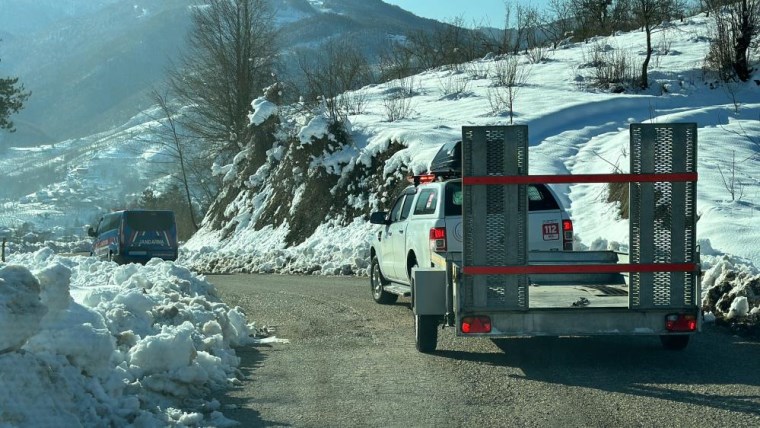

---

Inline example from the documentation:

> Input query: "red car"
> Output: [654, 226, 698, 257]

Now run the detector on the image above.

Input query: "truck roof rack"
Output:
[407, 140, 463, 186]
[429, 140, 461, 176]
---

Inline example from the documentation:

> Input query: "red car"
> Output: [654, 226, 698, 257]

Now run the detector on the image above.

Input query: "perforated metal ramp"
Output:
[461, 126, 529, 311]
[629, 123, 698, 310]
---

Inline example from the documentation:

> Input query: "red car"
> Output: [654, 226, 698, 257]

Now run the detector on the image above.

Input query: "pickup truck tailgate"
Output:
[445, 215, 463, 253]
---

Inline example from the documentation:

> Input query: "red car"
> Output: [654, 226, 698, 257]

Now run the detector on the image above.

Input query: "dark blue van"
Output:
[88, 210, 178, 264]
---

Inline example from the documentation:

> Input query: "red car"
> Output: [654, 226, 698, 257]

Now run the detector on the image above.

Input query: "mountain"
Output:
[0, 0, 191, 146]
[0, 0, 441, 147]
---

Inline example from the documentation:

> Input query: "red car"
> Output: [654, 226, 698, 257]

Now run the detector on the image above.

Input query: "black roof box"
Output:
[428, 140, 461, 175]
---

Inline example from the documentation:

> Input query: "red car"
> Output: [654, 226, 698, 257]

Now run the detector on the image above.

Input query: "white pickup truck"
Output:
[369, 162, 573, 304]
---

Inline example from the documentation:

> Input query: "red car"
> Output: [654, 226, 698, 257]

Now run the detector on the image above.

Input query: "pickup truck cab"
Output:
[369, 176, 573, 304]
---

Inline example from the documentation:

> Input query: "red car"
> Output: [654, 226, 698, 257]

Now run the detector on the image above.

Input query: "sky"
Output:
[2, 10, 760, 427]
[384, 0, 552, 27]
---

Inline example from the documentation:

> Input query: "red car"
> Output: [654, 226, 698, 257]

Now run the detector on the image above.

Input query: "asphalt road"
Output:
[208, 273, 760, 428]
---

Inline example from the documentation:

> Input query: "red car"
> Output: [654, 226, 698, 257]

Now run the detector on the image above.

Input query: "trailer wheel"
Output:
[415, 314, 438, 353]
[660, 335, 689, 350]
[371, 255, 398, 304]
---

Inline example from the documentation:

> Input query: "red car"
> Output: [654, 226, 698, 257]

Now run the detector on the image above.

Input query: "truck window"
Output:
[528, 184, 560, 211]
[99, 213, 119, 232]
[389, 195, 405, 222]
[444, 182, 462, 216]
[400, 194, 415, 220]
[414, 189, 438, 215]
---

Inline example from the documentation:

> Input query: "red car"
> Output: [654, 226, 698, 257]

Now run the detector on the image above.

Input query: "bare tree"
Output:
[491, 2, 536, 55]
[296, 38, 373, 121]
[718, 150, 744, 201]
[628, 0, 682, 89]
[383, 77, 416, 122]
[388, 18, 486, 76]
[379, 40, 416, 81]
[147, 90, 201, 231]
[704, 0, 760, 82]
[569, 0, 615, 39]
[169, 0, 278, 171]
[541, 0, 577, 48]
[488, 55, 530, 123]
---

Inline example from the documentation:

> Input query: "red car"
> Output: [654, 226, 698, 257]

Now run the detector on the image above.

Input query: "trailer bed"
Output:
[529, 283, 629, 309]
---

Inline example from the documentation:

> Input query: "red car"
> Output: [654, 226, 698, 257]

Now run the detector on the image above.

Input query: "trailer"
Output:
[413, 124, 701, 352]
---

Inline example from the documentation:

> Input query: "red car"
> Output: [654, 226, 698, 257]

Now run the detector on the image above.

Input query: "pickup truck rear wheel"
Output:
[660, 334, 690, 350]
[415, 314, 438, 353]
[371, 256, 398, 304]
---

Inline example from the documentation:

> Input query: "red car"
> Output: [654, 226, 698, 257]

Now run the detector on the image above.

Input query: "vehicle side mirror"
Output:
[369, 212, 388, 225]
[87, 227, 96, 237]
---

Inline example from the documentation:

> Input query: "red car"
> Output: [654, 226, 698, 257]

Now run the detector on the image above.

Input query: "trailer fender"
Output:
[413, 267, 447, 316]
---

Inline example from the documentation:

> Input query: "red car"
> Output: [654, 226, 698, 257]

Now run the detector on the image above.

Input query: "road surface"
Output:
[209, 273, 760, 427]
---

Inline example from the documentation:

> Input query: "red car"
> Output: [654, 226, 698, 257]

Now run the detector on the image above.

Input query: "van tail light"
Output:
[562, 219, 573, 250]
[429, 227, 447, 252]
[665, 314, 697, 332]
[461, 316, 492, 334]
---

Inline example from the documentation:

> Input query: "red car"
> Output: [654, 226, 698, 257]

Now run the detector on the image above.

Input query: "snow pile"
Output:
[701, 253, 760, 333]
[0, 248, 258, 427]
[248, 96, 277, 127]
[184, 217, 373, 275]
[0, 266, 47, 352]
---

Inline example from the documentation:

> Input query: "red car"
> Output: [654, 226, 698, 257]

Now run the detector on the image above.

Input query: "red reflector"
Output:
[665, 314, 697, 332]
[461, 316, 492, 334]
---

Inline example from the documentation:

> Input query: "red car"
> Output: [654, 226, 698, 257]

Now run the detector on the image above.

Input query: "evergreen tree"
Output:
[0, 56, 30, 133]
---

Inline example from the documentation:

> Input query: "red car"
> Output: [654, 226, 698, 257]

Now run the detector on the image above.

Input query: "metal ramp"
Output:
[461, 126, 529, 311]
[460, 124, 699, 315]
[629, 124, 698, 310]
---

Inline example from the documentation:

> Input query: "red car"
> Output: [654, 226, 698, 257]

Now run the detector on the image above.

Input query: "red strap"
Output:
[462, 263, 699, 275]
[463, 173, 697, 185]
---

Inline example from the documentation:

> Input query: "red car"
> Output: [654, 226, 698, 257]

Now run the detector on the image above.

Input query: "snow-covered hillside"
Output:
[185, 14, 760, 277]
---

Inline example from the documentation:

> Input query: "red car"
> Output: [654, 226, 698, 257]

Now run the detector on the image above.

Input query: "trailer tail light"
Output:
[461, 316, 492, 334]
[665, 314, 697, 332]
[562, 219, 573, 251]
[429, 227, 447, 252]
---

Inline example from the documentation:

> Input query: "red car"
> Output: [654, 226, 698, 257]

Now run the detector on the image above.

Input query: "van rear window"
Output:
[125, 211, 175, 230]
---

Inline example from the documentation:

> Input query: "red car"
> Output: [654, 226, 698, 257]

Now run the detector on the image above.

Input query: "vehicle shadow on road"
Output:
[435, 324, 760, 416]
[217, 344, 290, 427]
